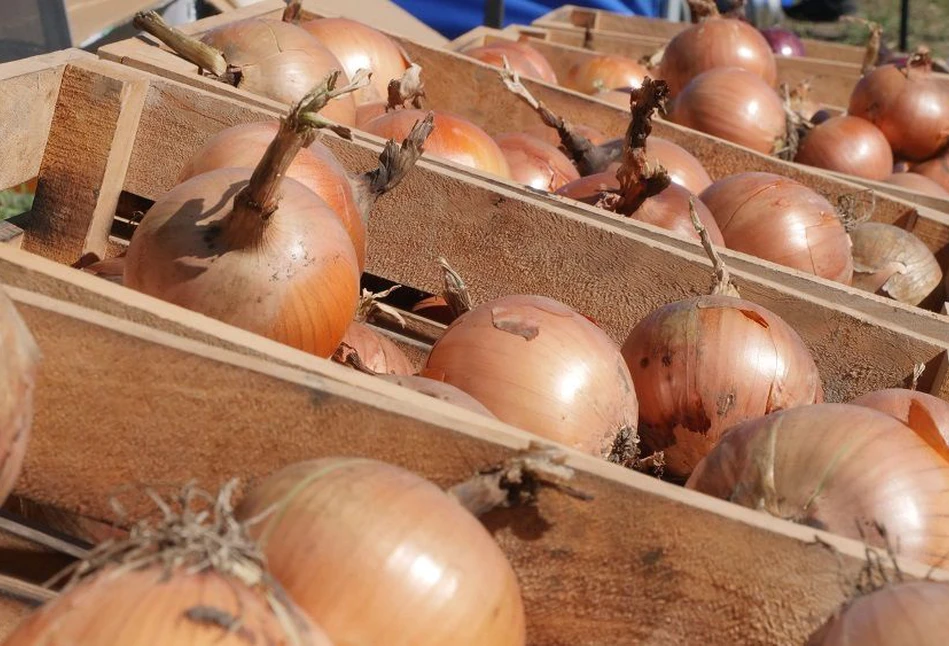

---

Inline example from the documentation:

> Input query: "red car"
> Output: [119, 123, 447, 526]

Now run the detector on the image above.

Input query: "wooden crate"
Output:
[3, 42, 949, 646]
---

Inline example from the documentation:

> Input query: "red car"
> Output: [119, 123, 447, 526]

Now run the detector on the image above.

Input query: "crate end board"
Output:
[5, 284, 946, 645]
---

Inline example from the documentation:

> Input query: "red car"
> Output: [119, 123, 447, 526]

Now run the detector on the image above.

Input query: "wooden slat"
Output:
[0, 223, 23, 249]
[5, 283, 947, 646]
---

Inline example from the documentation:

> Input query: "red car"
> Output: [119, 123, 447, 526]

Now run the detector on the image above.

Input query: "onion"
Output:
[667, 68, 785, 154]
[463, 40, 558, 84]
[699, 172, 854, 284]
[411, 294, 455, 324]
[807, 581, 949, 646]
[421, 294, 639, 457]
[378, 374, 497, 418]
[659, 17, 778, 96]
[355, 100, 387, 127]
[911, 151, 949, 193]
[525, 123, 608, 148]
[236, 458, 526, 646]
[760, 27, 806, 58]
[851, 388, 949, 462]
[687, 403, 949, 566]
[495, 132, 580, 191]
[338, 321, 413, 374]
[563, 54, 649, 96]
[363, 109, 511, 178]
[593, 87, 634, 108]
[0, 290, 39, 506]
[849, 222, 942, 305]
[622, 293, 821, 479]
[794, 115, 894, 181]
[849, 59, 949, 161]
[644, 137, 712, 195]
[297, 18, 408, 105]
[885, 171, 949, 198]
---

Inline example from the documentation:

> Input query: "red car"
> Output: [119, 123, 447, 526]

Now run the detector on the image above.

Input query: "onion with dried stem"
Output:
[687, 403, 949, 567]
[495, 132, 580, 191]
[333, 287, 414, 375]
[462, 40, 558, 84]
[563, 54, 649, 96]
[794, 115, 894, 181]
[851, 388, 949, 462]
[849, 222, 942, 306]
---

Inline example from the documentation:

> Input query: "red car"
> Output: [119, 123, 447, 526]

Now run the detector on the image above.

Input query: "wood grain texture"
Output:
[6, 285, 947, 646]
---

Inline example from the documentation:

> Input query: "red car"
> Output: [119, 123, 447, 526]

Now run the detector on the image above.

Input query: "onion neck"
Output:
[386, 64, 426, 111]
[437, 257, 472, 318]
[133, 11, 229, 79]
[687, 0, 720, 22]
[690, 197, 740, 297]
[281, 0, 302, 22]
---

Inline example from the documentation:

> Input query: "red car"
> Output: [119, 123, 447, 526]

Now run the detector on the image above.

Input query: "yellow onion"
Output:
[622, 294, 821, 479]
[687, 403, 949, 567]
[463, 40, 558, 84]
[563, 54, 649, 96]
[849, 222, 942, 306]
[699, 172, 854, 284]
[884, 171, 949, 198]
[911, 151, 949, 193]
[807, 581, 949, 646]
[851, 388, 949, 462]
[338, 321, 413, 375]
[495, 132, 580, 191]
[644, 137, 713, 195]
[667, 68, 785, 154]
[378, 374, 497, 418]
[794, 115, 894, 181]
[0, 291, 39, 505]
[236, 458, 526, 646]
[421, 294, 638, 457]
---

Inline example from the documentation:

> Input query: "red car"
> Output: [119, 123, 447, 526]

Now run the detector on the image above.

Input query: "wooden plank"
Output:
[0, 223, 23, 249]
[6, 284, 946, 645]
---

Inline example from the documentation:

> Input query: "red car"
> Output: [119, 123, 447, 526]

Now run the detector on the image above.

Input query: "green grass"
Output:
[0, 190, 34, 221]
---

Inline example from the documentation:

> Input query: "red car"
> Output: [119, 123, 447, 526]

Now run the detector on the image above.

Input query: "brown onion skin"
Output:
[912, 151, 949, 193]
[524, 123, 609, 148]
[563, 54, 649, 96]
[363, 109, 511, 178]
[298, 17, 408, 105]
[794, 116, 894, 181]
[339, 322, 414, 375]
[556, 174, 725, 245]
[411, 294, 456, 324]
[463, 41, 558, 84]
[421, 294, 638, 457]
[885, 171, 949, 198]
[378, 374, 498, 418]
[659, 17, 778, 96]
[687, 403, 949, 567]
[177, 121, 366, 269]
[849, 222, 942, 306]
[851, 388, 949, 462]
[495, 132, 580, 191]
[355, 100, 387, 127]
[667, 68, 785, 154]
[200, 18, 356, 125]
[623, 294, 821, 479]
[237, 458, 526, 646]
[124, 169, 360, 358]
[3, 567, 332, 646]
[644, 137, 713, 195]
[806, 581, 949, 646]
[0, 292, 38, 505]
[849, 64, 949, 161]
[700, 172, 854, 284]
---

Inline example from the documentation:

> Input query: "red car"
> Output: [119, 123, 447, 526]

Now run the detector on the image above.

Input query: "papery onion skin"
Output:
[495, 132, 580, 191]
[237, 458, 526, 646]
[760, 27, 806, 58]
[563, 55, 649, 96]
[200, 18, 356, 125]
[806, 581, 949, 646]
[659, 18, 778, 96]
[794, 116, 894, 181]
[622, 294, 821, 479]
[2, 567, 333, 646]
[422, 294, 639, 457]
[0, 291, 39, 505]
[178, 121, 366, 269]
[463, 41, 558, 84]
[667, 68, 785, 154]
[298, 17, 408, 105]
[850, 388, 949, 462]
[885, 171, 949, 198]
[848, 63, 949, 161]
[912, 151, 949, 193]
[363, 109, 511, 178]
[378, 374, 498, 418]
[556, 174, 725, 245]
[339, 322, 414, 375]
[699, 172, 854, 284]
[525, 123, 609, 148]
[849, 222, 942, 306]
[124, 169, 360, 358]
[687, 403, 949, 566]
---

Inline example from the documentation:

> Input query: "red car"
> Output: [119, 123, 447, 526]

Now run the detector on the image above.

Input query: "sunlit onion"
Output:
[462, 40, 557, 84]
[421, 294, 638, 456]
[699, 172, 854, 284]
[622, 293, 821, 478]
[563, 54, 649, 96]
[849, 222, 942, 305]
[794, 115, 894, 181]
[667, 68, 785, 154]
[851, 388, 949, 462]
[495, 132, 580, 191]
[236, 458, 526, 646]
[378, 374, 497, 418]
[339, 322, 413, 374]
[645, 137, 713, 194]
[760, 27, 806, 58]
[687, 403, 949, 566]
[884, 171, 949, 198]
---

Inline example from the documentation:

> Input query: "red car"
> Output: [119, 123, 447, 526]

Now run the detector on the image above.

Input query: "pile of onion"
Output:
[885, 171, 949, 198]
[687, 403, 949, 567]
[849, 222, 942, 306]
[794, 116, 893, 181]
[658, 4, 777, 96]
[236, 457, 526, 646]
[495, 132, 579, 191]
[462, 39, 558, 84]
[851, 388, 949, 461]
[0, 290, 39, 506]
[562, 54, 649, 96]
[699, 172, 854, 284]
[667, 68, 785, 154]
